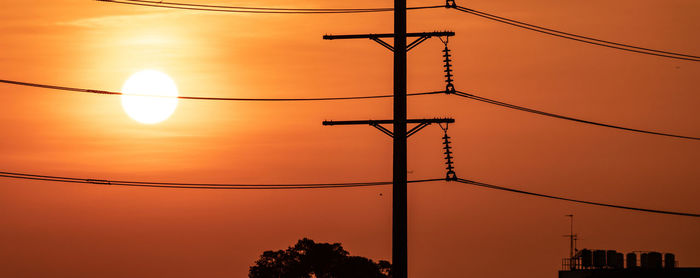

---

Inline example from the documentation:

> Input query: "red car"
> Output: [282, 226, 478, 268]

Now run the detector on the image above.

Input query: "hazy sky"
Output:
[1, 1, 698, 277]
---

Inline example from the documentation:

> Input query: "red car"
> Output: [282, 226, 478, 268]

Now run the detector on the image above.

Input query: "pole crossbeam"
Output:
[324, 31, 455, 52]
[323, 31, 455, 40]
[322, 118, 454, 125]
[323, 118, 455, 138]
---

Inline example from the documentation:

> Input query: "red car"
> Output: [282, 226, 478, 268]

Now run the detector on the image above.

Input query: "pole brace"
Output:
[369, 122, 394, 138]
[370, 36, 395, 52]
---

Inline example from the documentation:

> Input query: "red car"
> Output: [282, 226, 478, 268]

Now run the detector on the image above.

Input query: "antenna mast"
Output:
[564, 214, 578, 270]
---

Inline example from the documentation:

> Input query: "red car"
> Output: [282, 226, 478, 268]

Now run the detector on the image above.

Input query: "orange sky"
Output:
[1, 0, 699, 277]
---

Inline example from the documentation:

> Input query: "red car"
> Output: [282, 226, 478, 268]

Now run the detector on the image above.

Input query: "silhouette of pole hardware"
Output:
[439, 36, 456, 93]
[323, 31, 455, 52]
[438, 123, 458, 181]
[323, 2, 455, 275]
[323, 118, 455, 138]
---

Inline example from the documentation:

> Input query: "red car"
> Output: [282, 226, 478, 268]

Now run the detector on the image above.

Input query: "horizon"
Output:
[1, 1, 698, 277]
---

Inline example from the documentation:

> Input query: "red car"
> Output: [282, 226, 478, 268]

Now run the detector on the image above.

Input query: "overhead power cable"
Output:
[2, 78, 698, 140]
[96, 0, 443, 14]
[106, 0, 391, 12]
[454, 178, 700, 218]
[2, 170, 698, 217]
[0, 171, 442, 190]
[0, 79, 443, 101]
[97, 1, 700, 60]
[451, 5, 700, 62]
[453, 90, 700, 141]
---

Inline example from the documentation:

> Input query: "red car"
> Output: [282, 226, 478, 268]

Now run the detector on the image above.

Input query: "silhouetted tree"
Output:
[249, 238, 391, 278]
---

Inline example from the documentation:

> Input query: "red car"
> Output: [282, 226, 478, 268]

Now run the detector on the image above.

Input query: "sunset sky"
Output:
[1, 0, 699, 277]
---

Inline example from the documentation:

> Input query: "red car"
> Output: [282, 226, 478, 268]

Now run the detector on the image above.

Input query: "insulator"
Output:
[442, 44, 455, 93]
[441, 129, 457, 180]
[446, 0, 457, 8]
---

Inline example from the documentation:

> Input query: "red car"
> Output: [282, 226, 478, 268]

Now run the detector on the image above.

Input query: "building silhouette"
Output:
[559, 248, 700, 278]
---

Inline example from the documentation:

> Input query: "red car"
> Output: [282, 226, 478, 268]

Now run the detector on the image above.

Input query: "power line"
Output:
[2, 170, 698, 217]
[0, 171, 442, 190]
[451, 5, 700, 62]
[454, 178, 700, 218]
[98, 1, 700, 61]
[453, 90, 700, 141]
[454, 5, 699, 59]
[3, 78, 698, 140]
[3, 78, 697, 140]
[108, 0, 392, 12]
[96, 0, 443, 14]
[0, 79, 443, 101]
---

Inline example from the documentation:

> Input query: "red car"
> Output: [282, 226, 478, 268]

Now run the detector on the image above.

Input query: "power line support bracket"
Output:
[371, 122, 395, 137]
[371, 36, 395, 52]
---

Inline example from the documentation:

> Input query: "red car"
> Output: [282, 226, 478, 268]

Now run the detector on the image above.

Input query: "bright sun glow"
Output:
[121, 70, 178, 124]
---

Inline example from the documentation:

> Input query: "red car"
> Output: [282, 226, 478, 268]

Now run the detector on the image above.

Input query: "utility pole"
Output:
[323, 2, 455, 275]
[393, 2, 409, 276]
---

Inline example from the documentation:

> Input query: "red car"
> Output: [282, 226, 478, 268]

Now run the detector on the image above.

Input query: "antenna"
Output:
[564, 214, 578, 270]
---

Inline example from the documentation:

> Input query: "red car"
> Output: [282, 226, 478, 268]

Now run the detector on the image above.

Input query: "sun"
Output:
[121, 70, 178, 124]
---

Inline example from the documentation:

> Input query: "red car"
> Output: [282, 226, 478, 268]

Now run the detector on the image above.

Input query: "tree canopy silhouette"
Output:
[249, 238, 391, 278]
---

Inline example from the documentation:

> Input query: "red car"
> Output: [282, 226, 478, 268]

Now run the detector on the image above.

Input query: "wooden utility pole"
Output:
[393, 1, 408, 277]
[323, 2, 455, 277]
